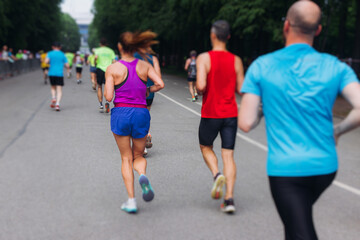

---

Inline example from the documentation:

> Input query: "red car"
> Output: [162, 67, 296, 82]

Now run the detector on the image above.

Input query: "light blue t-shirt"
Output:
[47, 50, 68, 77]
[241, 43, 359, 177]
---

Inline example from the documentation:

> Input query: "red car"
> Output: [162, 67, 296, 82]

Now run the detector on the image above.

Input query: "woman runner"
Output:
[104, 31, 164, 213]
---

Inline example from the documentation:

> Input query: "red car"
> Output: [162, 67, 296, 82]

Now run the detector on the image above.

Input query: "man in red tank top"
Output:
[196, 20, 244, 213]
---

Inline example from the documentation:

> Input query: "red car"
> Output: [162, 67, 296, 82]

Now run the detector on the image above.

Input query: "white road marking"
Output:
[159, 92, 360, 197]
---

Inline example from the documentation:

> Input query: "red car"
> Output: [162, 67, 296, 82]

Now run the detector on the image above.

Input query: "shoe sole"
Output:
[221, 205, 236, 214]
[211, 175, 225, 199]
[121, 207, 137, 214]
[139, 175, 154, 202]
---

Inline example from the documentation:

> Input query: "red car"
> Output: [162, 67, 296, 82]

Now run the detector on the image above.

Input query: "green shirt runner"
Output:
[95, 46, 115, 72]
[65, 52, 75, 67]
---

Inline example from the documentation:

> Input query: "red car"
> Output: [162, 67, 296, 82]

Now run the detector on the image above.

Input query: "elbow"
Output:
[158, 81, 165, 89]
[238, 119, 252, 133]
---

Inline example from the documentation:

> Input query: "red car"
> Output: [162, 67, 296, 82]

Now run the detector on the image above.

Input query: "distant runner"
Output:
[184, 50, 198, 102]
[65, 51, 75, 78]
[196, 20, 244, 213]
[104, 31, 164, 213]
[134, 45, 161, 155]
[95, 38, 116, 113]
[40, 51, 50, 84]
[75, 51, 84, 84]
[87, 48, 97, 90]
[46, 42, 69, 111]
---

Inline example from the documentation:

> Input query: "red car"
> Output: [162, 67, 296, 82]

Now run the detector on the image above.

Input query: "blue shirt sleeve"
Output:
[338, 61, 359, 92]
[241, 60, 262, 96]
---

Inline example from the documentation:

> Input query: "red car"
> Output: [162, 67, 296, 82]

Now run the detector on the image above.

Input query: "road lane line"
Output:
[158, 92, 360, 197]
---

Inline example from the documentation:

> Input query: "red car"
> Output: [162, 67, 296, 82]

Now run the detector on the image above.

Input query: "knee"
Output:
[121, 157, 133, 165]
[200, 144, 213, 152]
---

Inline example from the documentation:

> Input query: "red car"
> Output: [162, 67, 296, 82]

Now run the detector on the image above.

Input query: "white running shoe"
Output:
[211, 173, 226, 199]
[121, 199, 137, 213]
[143, 147, 148, 156]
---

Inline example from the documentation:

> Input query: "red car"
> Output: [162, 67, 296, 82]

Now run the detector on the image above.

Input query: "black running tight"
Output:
[269, 172, 336, 240]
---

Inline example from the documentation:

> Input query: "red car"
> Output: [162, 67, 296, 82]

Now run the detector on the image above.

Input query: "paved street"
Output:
[0, 67, 359, 240]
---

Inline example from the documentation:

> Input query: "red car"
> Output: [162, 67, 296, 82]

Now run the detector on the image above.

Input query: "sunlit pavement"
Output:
[0, 67, 359, 240]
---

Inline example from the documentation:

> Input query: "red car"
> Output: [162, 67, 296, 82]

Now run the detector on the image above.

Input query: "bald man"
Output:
[239, 1, 360, 239]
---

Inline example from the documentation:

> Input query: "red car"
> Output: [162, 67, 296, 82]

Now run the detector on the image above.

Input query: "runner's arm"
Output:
[104, 65, 115, 102]
[147, 65, 164, 94]
[184, 58, 190, 71]
[196, 53, 209, 94]
[152, 56, 162, 78]
[238, 93, 263, 132]
[334, 82, 360, 144]
[235, 56, 245, 95]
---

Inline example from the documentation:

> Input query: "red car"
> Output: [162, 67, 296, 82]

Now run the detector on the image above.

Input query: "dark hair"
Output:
[119, 31, 158, 54]
[211, 20, 230, 42]
[100, 38, 107, 46]
[190, 50, 197, 57]
[52, 42, 61, 47]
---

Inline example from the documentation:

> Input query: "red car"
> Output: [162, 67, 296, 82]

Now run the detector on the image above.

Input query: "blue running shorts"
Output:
[111, 107, 150, 138]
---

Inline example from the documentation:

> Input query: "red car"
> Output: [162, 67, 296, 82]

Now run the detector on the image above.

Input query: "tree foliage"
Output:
[0, 0, 63, 51]
[90, 0, 360, 69]
[60, 13, 81, 52]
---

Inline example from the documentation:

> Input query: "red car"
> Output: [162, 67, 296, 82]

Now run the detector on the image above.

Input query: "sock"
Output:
[214, 172, 221, 181]
[99, 102, 103, 106]
[56, 101, 59, 105]
[128, 198, 136, 203]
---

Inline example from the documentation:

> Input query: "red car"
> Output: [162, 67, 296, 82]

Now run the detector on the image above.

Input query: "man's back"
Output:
[202, 50, 237, 118]
[48, 50, 67, 77]
[95, 46, 115, 72]
[242, 43, 358, 176]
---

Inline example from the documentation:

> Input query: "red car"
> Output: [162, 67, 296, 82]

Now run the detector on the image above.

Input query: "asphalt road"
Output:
[0, 67, 359, 240]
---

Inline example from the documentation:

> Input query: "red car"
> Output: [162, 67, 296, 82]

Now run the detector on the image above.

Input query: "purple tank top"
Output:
[113, 59, 147, 105]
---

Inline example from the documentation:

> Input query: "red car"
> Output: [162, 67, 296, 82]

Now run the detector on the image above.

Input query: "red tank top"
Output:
[201, 51, 238, 118]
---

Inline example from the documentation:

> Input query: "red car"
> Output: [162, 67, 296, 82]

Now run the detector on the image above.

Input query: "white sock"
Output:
[128, 198, 136, 203]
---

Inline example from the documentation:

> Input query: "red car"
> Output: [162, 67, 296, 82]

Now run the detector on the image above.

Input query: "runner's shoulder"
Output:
[197, 52, 210, 63]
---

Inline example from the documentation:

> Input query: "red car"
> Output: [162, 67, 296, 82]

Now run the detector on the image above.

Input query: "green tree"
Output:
[60, 13, 81, 52]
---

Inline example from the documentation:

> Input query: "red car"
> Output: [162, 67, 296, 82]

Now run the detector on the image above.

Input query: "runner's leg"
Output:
[113, 134, 135, 198]
[188, 81, 195, 98]
[97, 85, 103, 103]
[200, 145, 219, 177]
[132, 136, 147, 175]
[51, 85, 56, 99]
[56, 85, 62, 105]
[222, 149, 236, 199]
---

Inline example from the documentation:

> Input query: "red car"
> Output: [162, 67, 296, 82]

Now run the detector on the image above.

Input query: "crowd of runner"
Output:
[4, 1, 360, 239]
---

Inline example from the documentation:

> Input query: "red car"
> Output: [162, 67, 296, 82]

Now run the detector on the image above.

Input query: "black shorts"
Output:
[146, 98, 154, 107]
[49, 76, 64, 86]
[187, 77, 196, 82]
[96, 68, 105, 85]
[76, 67, 83, 73]
[269, 172, 336, 239]
[198, 117, 237, 149]
[42, 67, 49, 72]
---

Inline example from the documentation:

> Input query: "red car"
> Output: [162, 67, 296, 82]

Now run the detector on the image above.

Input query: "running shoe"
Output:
[211, 173, 225, 199]
[67, 73, 70, 78]
[145, 134, 153, 148]
[121, 199, 137, 213]
[99, 105, 104, 111]
[105, 102, 110, 113]
[55, 105, 60, 111]
[221, 198, 236, 214]
[92, 83, 96, 90]
[143, 147, 148, 156]
[77, 79, 82, 84]
[50, 99, 56, 108]
[195, 93, 198, 100]
[139, 174, 154, 202]
[192, 97, 196, 102]
[44, 80, 47, 85]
